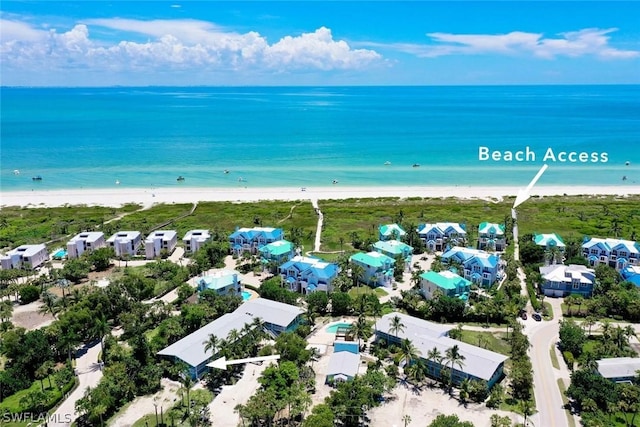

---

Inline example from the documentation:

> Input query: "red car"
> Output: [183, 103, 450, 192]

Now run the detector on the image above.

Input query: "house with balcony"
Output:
[477, 222, 506, 251]
[372, 240, 413, 272]
[539, 264, 596, 297]
[198, 269, 243, 297]
[66, 232, 106, 259]
[183, 229, 211, 254]
[417, 222, 466, 252]
[440, 247, 501, 287]
[1, 244, 49, 270]
[375, 312, 507, 389]
[107, 231, 142, 257]
[279, 255, 339, 294]
[145, 230, 178, 259]
[379, 223, 406, 241]
[533, 233, 566, 251]
[349, 251, 395, 287]
[260, 240, 295, 269]
[229, 227, 284, 256]
[420, 270, 471, 301]
[582, 237, 640, 270]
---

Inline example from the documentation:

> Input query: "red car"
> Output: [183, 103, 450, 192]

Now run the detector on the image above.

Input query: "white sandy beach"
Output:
[1, 185, 639, 208]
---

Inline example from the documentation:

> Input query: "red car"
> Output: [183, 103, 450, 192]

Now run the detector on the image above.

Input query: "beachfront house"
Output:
[279, 255, 339, 294]
[157, 298, 303, 379]
[582, 237, 640, 271]
[260, 240, 295, 270]
[107, 231, 142, 258]
[229, 227, 284, 256]
[183, 229, 211, 254]
[197, 269, 243, 297]
[539, 264, 596, 297]
[477, 222, 506, 251]
[596, 357, 640, 383]
[420, 270, 471, 301]
[534, 233, 566, 251]
[349, 251, 395, 287]
[417, 222, 466, 252]
[372, 240, 413, 272]
[66, 232, 106, 259]
[144, 230, 178, 259]
[0, 244, 49, 270]
[379, 223, 406, 241]
[440, 247, 501, 287]
[375, 312, 507, 389]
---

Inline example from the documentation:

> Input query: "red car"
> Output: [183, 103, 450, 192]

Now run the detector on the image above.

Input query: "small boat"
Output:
[384, 161, 391, 166]
[238, 177, 245, 182]
[412, 163, 420, 168]
[13, 169, 20, 175]
[623, 176, 627, 181]
[223, 169, 230, 174]
[32, 175, 43, 181]
[115, 180, 120, 185]
[177, 176, 185, 181]
[625, 161, 631, 166]
[332, 179, 339, 184]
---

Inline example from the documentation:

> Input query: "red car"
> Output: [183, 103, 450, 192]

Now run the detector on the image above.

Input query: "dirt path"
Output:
[109, 378, 182, 427]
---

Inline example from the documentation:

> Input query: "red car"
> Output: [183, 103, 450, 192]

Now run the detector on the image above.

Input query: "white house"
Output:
[145, 230, 178, 259]
[1, 244, 49, 270]
[596, 357, 640, 383]
[107, 231, 142, 257]
[66, 232, 106, 259]
[183, 229, 211, 253]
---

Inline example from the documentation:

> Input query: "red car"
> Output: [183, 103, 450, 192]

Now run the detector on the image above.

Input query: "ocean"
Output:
[1, 85, 639, 192]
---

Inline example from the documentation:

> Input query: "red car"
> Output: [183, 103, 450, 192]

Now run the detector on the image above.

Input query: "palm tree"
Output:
[583, 316, 597, 336]
[389, 315, 405, 341]
[203, 334, 221, 358]
[90, 315, 111, 364]
[39, 291, 58, 318]
[351, 315, 372, 350]
[180, 370, 194, 413]
[444, 345, 466, 391]
[402, 414, 412, 427]
[427, 346, 443, 382]
[397, 338, 420, 379]
[458, 378, 471, 406]
[350, 262, 366, 290]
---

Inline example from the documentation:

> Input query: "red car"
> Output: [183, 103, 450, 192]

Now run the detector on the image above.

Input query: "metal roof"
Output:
[597, 357, 640, 380]
[326, 351, 360, 378]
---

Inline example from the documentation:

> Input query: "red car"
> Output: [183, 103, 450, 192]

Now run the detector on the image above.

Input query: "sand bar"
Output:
[1, 185, 639, 208]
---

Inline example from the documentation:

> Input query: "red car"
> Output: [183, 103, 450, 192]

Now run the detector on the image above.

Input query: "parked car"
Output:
[532, 313, 542, 321]
[521, 312, 528, 320]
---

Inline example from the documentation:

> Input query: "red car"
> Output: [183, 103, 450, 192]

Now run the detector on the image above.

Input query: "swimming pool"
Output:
[325, 322, 352, 333]
[242, 291, 252, 301]
[53, 249, 67, 259]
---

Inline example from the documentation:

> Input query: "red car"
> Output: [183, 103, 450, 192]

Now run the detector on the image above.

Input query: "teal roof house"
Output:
[350, 251, 395, 287]
[533, 233, 566, 250]
[259, 239, 295, 269]
[417, 222, 466, 252]
[420, 270, 471, 301]
[229, 226, 284, 255]
[375, 313, 507, 389]
[279, 255, 339, 294]
[441, 247, 502, 287]
[477, 222, 506, 251]
[582, 237, 640, 271]
[379, 223, 406, 241]
[372, 240, 413, 272]
[198, 269, 243, 297]
[539, 264, 595, 297]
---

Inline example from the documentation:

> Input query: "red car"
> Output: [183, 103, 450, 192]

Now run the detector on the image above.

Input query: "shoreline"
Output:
[2, 185, 639, 208]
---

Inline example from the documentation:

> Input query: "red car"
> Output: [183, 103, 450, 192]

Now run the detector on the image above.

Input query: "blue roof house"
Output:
[197, 269, 243, 297]
[478, 222, 506, 251]
[379, 223, 406, 241]
[420, 270, 471, 301]
[259, 240, 295, 271]
[441, 247, 501, 287]
[349, 251, 395, 287]
[279, 255, 339, 294]
[582, 237, 640, 270]
[372, 240, 413, 272]
[539, 264, 596, 297]
[229, 227, 284, 256]
[621, 265, 640, 287]
[417, 222, 466, 252]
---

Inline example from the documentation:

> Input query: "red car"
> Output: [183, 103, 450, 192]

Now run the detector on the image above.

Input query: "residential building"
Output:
[621, 265, 640, 287]
[0, 244, 48, 270]
[260, 240, 295, 268]
[582, 237, 640, 270]
[326, 351, 361, 384]
[375, 313, 507, 389]
[372, 240, 413, 271]
[145, 230, 178, 259]
[229, 227, 284, 255]
[420, 270, 471, 301]
[417, 222, 466, 252]
[66, 232, 106, 259]
[477, 222, 506, 251]
[596, 357, 640, 383]
[349, 251, 395, 287]
[379, 223, 406, 241]
[279, 255, 339, 294]
[539, 264, 596, 297]
[183, 229, 211, 253]
[440, 247, 501, 287]
[107, 231, 142, 257]
[533, 233, 566, 251]
[198, 269, 243, 297]
[158, 298, 303, 379]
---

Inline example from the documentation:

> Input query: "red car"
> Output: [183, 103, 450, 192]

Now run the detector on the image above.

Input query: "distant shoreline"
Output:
[2, 185, 639, 209]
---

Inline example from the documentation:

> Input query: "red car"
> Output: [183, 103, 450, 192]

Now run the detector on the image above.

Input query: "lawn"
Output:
[347, 286, 388, 299]
[458, 329, 511, 356]
[550, 345, 560, 370]
[0, 374, 62, 414]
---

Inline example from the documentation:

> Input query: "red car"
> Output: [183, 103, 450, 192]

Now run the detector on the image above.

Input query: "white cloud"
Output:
[375, 28, 638, 59]
[0, 18, 382, 76]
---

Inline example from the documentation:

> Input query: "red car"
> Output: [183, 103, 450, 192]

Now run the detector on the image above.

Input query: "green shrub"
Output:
[19, 285, 40, 304]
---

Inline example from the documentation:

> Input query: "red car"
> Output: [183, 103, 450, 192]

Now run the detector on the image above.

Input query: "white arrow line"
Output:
[513, 164, 548, 209]
[207, 354, 281, 370]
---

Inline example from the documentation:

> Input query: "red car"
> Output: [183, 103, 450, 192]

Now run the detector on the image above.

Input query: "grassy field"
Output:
[457, 329, 511, 355]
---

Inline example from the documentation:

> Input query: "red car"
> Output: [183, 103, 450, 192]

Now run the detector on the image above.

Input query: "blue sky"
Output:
[1, 1, 638, 86]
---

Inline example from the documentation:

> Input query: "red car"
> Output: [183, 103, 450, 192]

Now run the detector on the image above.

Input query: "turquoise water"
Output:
[2, 86, 639, 191]
[241, 291, 251, 301]
[326, 322, 352, 333]
[53, 249, 67, 258]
